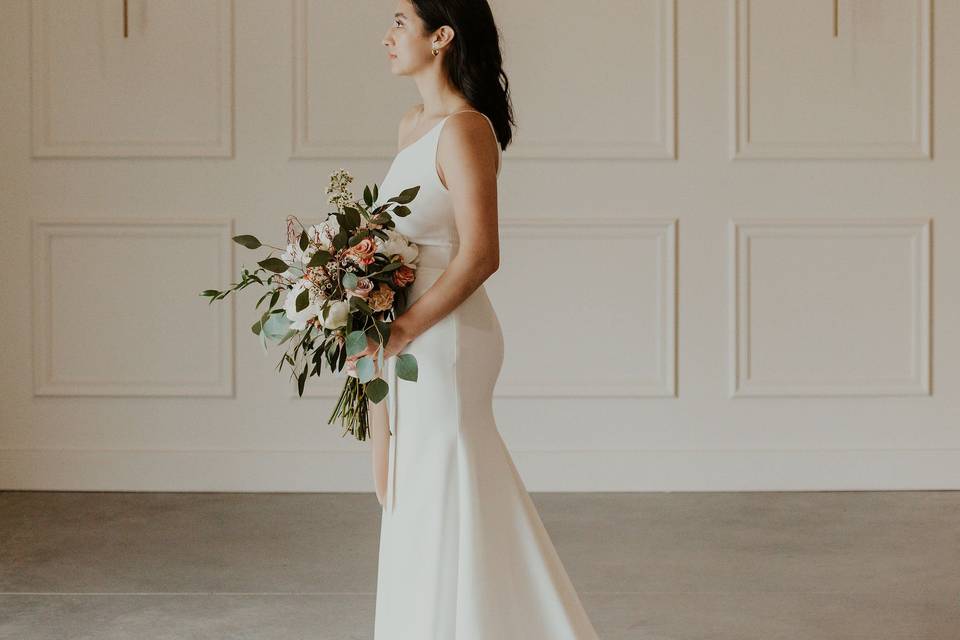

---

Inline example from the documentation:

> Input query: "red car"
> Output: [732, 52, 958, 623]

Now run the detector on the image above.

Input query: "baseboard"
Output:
[1, 448, 958, 491]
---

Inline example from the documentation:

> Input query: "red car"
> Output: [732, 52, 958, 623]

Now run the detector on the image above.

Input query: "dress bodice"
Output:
[373, 109, 501, 270]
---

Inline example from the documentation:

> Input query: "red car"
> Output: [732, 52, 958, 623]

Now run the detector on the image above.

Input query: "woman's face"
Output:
[382, 1, 433, 75]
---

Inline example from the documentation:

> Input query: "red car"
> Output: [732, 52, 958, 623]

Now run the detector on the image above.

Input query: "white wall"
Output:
[1, 0, 958, 491]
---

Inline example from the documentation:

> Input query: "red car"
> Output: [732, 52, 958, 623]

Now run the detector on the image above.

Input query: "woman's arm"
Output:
[392, 111, 501, 346]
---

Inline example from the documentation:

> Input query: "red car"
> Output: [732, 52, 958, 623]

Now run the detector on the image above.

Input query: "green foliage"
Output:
[348, 229, 370, 246]
[388, 186, 419, 205]
[356, 356, 376, 383]
[203, 181, 428, 441]
[307, 250, 332, 268]
[258, 257, 289, 273]
[365, 377, 388, 403]
[345, 330, 368, 356]
[295, 287, 309, 312]
[349, 295, 372, 315]
[396, 353, 418, 382]
[342, 271, 359, 290]
[233, 235, 262, 249]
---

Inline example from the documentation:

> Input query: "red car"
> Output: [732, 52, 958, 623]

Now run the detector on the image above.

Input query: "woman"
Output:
[346, 1, 601, 637]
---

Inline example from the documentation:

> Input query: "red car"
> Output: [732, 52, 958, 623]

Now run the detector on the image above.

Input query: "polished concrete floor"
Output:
[0, 490, 957, 639]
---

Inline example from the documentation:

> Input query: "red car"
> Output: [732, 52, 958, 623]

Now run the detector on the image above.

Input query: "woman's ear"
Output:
[436, 26, 455, 48]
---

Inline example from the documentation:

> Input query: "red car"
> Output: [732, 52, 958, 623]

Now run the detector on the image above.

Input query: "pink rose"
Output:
[346, 237, 377, 266]
[392, 264, 416, 288]
[346, 277, 375, 300]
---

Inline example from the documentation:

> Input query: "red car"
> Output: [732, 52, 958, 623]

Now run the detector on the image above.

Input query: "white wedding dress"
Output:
[372, 110, 600, 640]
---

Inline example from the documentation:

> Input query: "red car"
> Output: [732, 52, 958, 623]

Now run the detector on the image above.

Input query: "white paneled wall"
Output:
[1, 0, 957, 491]
[30, 0, 233, 157]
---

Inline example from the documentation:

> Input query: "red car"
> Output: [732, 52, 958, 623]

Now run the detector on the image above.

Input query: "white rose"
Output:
[377, 229, 419, 266]
[320, 299, 350, 330]
[282, 280, 321, 330]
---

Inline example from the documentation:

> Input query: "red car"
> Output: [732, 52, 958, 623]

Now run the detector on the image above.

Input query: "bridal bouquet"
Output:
[200, 169, 421, 441]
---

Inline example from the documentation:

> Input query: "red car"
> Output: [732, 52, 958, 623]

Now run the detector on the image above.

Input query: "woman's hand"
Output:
[345, 320, 414, 378]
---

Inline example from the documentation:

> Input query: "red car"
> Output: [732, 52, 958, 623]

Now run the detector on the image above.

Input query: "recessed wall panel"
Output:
[30, 0, 233, 157]
[729, 0, 931, 158]
[32, 219, 235, 396]
[729, 219, 930, 396]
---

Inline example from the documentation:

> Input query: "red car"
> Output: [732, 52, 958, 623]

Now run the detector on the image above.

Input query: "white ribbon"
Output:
[384, 354, 399, 513]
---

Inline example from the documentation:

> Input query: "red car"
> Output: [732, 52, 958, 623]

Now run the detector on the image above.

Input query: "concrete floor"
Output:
[0, 491, 957, 639]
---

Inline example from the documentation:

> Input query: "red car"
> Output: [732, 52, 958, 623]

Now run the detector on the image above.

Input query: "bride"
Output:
[345, 1, 601, 637]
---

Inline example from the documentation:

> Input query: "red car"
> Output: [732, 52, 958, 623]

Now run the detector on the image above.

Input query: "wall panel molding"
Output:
[728, 218, 931, 397]
[728, 0, 932, 159]
[30, 0, 234, 157]
[291, 0, 399, 158]
[32, 218, 235, 397]
[507, 0, 676, 160]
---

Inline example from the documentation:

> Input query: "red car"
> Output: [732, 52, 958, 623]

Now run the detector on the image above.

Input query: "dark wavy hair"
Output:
[410, 0, 515, 151]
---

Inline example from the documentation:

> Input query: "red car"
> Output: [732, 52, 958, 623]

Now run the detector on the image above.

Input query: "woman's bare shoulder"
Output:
[439, 110, 500, 163]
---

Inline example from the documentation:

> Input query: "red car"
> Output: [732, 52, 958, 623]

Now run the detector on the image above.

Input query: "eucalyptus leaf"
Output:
[392, 205, 411, 217]
[345, 330, 368, 356]
[342, 271, 359, 290]
[363, 185, 373, 207]
[262, 312, 293, 342]
[396, 353, 418, 382]
[357, 356, 375, 383]
[366, 377, 388, 403]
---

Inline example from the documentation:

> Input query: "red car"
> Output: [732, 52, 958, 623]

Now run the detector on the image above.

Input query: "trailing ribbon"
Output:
[384, 355, 399, 513]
